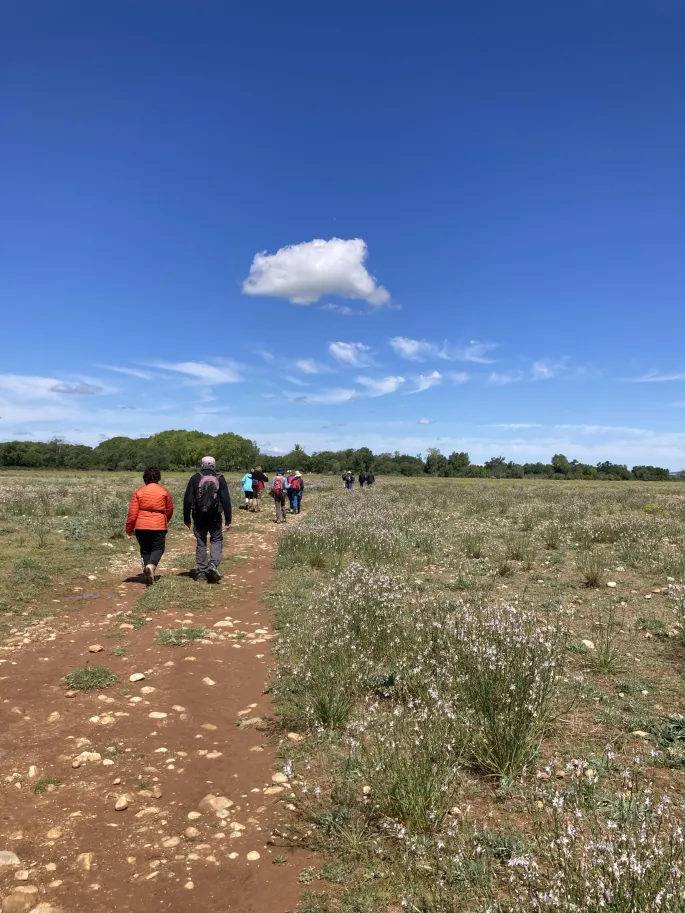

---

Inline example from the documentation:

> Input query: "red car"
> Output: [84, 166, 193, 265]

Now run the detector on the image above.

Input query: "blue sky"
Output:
[1, 1, 684, 466]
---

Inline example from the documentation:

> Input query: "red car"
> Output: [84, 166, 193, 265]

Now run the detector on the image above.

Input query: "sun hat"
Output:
[201, 456, 216, 467]
[294, 471, 302, 478]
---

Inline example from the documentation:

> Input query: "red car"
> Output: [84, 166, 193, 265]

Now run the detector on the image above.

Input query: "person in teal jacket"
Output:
[241, 470, 254, 511]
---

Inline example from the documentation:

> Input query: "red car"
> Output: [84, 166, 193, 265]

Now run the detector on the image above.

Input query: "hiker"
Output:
[366, 470, 376, 487]
[241, 469, 254, 510]
[183, 456, 232, 583]
[125, 467, 174, 586]
[342, 470, 354, 490]
[358, 470, 367, 488]
[287, 471, 304, 514]
[270, 468, 290, 523]
[251, 466, 269, 512]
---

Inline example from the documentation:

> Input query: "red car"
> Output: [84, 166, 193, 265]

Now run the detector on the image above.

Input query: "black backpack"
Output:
[194, 470, 221, 516]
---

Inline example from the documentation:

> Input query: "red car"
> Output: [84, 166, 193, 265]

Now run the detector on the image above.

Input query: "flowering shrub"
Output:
[443, 600, 568, 778]
[512, 780, 685, 911]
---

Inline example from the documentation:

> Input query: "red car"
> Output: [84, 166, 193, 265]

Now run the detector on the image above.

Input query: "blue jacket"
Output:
[241, 473, 253, 492]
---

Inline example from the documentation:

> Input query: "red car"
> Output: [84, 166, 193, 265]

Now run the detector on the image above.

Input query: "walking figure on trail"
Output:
[342, 470, 354, 490]
[270, 468, 290, 523]
[241, 469, 254, 510]
[287, 471, 304, 514]
[125, 467, 174, 586]
[183, 456, 232, 583]
[250, 466, 269, 512]
[358, 470, 367, 488]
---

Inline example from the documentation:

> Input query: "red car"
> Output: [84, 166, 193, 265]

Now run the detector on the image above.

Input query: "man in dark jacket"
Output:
[183, 456, 232, 583]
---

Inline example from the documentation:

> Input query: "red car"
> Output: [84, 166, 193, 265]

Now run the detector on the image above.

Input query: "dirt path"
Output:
[0, 522, 312, 913]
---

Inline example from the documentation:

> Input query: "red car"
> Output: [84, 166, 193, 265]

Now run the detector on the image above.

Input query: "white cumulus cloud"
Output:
[242, 238, 390, 306]
[418, 418, 435, 425]
[328, 342, 373, 368]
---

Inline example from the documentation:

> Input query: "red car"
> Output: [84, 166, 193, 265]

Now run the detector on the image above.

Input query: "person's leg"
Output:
[135, 530, 151, 568]
[292, 492, 301, 513]
[207, 520, 224, 581]
[194, 521, 209, 580]
[149, 530, 166, 568]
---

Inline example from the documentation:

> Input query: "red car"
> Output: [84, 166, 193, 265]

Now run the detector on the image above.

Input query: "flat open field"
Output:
[2, 473, 685, 912]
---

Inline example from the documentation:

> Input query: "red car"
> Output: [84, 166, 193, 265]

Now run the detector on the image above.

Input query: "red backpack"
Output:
[272, 476, 285, 496]
[290, 476, 302, 491]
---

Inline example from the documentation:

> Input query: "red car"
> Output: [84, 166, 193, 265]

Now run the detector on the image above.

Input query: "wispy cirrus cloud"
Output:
[321, 303, 355, 316]
[51, 382, 103, 395]
[495, 423, 541, 429]
[628, 370, 685, 383]
[291, 387, 359, 405]
[487, 371, 524, 386]
[388, 337, 497, 364]
[98, 364, 153, 381]
[531, 359, 568, 380]
[418, 418, 435, 425]
[153, 360, 242, 384]
[356, 375, 405, 397]
[328, 341, 374, 368]
[242, 238, 390, 306]
[295, 358, 330, 375]
[0, 374, 106, 400]
[409, 371, 443, 394]
[447, 371, 470, 384]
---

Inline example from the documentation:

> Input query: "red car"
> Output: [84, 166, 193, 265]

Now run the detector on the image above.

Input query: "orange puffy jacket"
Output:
[125, 483, 174, 535]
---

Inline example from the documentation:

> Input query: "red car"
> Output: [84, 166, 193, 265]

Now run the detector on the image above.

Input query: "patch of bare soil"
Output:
[0, 525, 312, 913]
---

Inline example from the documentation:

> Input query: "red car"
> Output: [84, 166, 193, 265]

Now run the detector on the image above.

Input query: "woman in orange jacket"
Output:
[125, 467, 174, 585]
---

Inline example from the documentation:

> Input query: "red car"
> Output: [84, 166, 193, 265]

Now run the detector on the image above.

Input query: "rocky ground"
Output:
[0, 522, 312, 913]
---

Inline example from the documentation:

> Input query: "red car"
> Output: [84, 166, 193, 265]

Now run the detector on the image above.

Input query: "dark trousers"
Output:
[135, 529, 167, 568]
[193, 516, 223, 574]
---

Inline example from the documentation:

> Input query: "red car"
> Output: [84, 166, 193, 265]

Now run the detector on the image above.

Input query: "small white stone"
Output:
[202, 677, 215, 686]
[606, 581, 617, 588]
[89, 645, 104, 653]
[246, 851, 260, 861]
[129, 673, 145, 682]
[581, 639, 595, 651]
[149, 712, 167, 719]
[115, 795, 129, 811]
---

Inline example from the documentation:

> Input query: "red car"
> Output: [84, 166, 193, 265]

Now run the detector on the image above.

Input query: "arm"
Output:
[125, 491, 139, 537]
[165, 489, 174, 523]
[183, 477, 195, 526]
[219, 475, 232, 525]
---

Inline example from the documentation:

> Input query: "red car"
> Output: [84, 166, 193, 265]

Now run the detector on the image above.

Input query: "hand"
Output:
[184, 523, 191, 530]
[225, 523, 232, 530]
[126, 533, 132, 540]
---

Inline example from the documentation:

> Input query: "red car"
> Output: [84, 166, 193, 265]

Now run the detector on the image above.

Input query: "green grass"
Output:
[34, 776, 62, 794]
[137, 575, 213, 612]
[64, 666, 118, 691]
[155, 626, 209, 646]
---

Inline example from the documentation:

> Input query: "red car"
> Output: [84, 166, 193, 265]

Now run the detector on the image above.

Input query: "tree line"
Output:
[0, 431, 678, 481]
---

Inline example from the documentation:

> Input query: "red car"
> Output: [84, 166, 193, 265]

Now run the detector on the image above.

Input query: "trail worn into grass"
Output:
[0, 521, 312, 913]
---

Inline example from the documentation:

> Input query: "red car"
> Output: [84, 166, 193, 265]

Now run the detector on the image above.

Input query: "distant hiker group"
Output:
[241, 467, 305, 523]
[342, 469, 375, 490]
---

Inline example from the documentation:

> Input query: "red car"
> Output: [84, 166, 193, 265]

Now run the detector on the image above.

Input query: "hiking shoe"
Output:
[196, 572, 208, 583]
[207, 566, 222, 584]
[144, 564, 155, 586]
